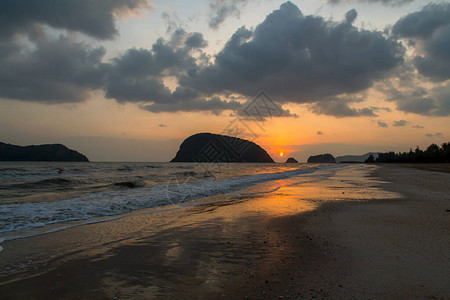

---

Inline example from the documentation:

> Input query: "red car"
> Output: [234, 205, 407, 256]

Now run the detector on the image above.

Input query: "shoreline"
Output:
[0, 164, 449, 298]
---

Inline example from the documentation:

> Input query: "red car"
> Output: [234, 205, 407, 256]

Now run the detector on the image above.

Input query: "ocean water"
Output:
[0, 162, 336, 242]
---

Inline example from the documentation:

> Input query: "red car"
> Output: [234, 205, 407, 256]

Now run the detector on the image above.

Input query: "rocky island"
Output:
[285, 157, 298, 163]
[0, 142, 89, 162]
[307, 153, 336, 163]
[171, 133, 274, 163]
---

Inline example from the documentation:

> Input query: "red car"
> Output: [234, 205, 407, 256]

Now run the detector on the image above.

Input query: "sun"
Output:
[279, 152, 284, 157]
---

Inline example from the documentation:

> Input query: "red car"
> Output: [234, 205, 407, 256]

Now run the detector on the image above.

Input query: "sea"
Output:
[0, 162, 338, 244]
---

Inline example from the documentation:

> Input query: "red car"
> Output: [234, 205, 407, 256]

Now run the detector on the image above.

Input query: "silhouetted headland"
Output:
[307, 154, 336, 163]
[0, 142, 89, 162]
[171, 133, 274, 163]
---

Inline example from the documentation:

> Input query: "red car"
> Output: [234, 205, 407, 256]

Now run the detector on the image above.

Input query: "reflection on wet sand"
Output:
[0, 165, 401, 298]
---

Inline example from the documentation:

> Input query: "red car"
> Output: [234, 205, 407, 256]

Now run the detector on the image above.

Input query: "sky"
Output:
[0, 0, 449, 162]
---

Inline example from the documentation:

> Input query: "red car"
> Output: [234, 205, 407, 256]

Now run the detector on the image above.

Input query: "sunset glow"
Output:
[0, 0, 447, 162]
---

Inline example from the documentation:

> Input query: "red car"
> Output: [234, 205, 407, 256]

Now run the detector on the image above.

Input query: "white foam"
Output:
[0, 164, 342, 240]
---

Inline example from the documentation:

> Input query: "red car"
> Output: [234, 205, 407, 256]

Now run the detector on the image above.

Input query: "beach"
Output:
[0, 164, 449, 299]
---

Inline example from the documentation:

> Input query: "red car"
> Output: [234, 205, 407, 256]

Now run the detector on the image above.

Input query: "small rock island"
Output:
[0, 142, 89, 162]
[307, 154, 336, 163]
[171, 133, 274, 163]
[285, 157, 298, 163]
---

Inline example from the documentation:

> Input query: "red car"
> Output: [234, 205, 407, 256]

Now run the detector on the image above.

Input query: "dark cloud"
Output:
[345, 9, 358, 23]
[185, 32, 208, 49]
[102, 30, 241, 114]
[158, 124, 168, 127]
[392, 3, 449, 38]
[393, 3, 450, 81]
[317, 131, 324, 135]
[8, 1, 450, 119]
[383, 81, 450, 116]
[413, 125, 424, 128]
[0, 35, 107, 103]
[0, 0, 151, 104]
[435, 132, 442, 136]
[328, 0, 414, 7]
[378, 121, 388, 128]
[209, 0, 249, 30]
[309, 99, 377, 117]
[371, 106, 392, 113]
[103, 35, 200, 103]
[431, 83, 450, 116]
[181, 1, 404, 110]
[393, 120, 408, 126]
[142, 96, 241, 114]
[425, 133, 434, 137]
[0, 0, 151, 40]
[0, 14, 246, 115]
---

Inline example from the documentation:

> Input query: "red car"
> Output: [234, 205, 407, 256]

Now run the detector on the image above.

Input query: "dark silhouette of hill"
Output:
[285, 157, 298, 163]
[336, 152, 379, 163]
[307, 154, 336, 163]
[171, 133, 274, 163]
[0, 142, 89, 162]
[372, 142, 450, 163]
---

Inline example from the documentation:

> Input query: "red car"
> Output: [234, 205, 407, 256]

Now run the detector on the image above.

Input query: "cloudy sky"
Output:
[0, 0, 449, 162]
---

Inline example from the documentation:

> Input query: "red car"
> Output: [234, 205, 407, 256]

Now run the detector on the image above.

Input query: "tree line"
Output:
[365, 142, 450, 163]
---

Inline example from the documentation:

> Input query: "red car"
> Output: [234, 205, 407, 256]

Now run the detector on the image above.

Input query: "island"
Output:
[285, 157, 298, 163]
[171, 133, 274, 163]
[307, 153, 336, 163]
[0, 142, 89, 162]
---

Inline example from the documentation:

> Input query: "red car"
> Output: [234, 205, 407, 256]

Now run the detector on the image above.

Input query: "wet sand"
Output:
[0, 164, 449, 299]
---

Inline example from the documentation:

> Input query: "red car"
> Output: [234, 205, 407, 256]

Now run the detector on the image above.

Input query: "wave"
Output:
[116, 165, 163, 172]
[172, 171, 216, 179]
[0, 165, 340, 238]
[0, 168, 66, 177]
[10, 178, 75, 189]
[112, 181, 146, 189]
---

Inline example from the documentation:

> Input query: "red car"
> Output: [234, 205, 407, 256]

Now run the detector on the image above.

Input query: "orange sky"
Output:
[0, 1, 448, 162]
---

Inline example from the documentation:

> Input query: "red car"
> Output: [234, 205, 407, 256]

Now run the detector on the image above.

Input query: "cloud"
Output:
[378, 121, 388, 127]
[181, 2, 404, 114]
[158, 124, 168, 127]
[425, 132, 442, 138]
[328, 0, 414, 7]
[0, 0, 150, 104]
[103, 34, 201, 103]
[412, 125, 424, 128]
[309, 98, 377, 117]
[317, 131, 324, 135]
[393, 120, 408, 126]
[0, 35, 107, 103]
[0, 23, 238, 115]
[185, 32, 209, 49]
[393, 2, 450, 81]
[103, 29, 244, 114]
[345, 9, 358, 23]
[0, 0, 151, 40]
[430, 82, 450, 116]
[9, 1, 450, 119]
[383, 80, 450, 116]
[142, 96, 241, 115]
[209, 0, 249, 29]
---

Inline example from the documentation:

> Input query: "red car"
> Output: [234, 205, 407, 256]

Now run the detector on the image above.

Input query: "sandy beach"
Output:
[0, 164, 449, 299]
